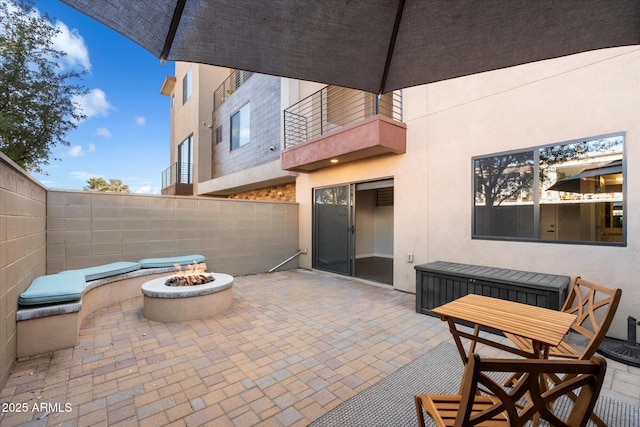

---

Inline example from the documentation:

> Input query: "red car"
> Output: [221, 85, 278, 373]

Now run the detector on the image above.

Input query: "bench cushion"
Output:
[139, 254, 206, 268]
[59, 261, 141, 281]
[19, 273, 86, 305]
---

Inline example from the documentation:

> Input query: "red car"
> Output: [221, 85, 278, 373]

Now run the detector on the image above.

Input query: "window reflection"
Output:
[540, 136, 623, 243]
[473, 134, 624, 245]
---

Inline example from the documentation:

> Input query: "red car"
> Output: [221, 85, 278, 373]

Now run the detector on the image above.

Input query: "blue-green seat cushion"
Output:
[19, 273, 86, 305]
[139, 254, 206, 268]
[59, 261, 141, 281]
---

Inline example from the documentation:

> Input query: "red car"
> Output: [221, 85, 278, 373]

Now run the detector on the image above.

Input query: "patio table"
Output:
[432, 294, 576, 364]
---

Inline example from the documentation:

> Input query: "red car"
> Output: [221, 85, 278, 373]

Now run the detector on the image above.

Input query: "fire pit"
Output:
[164, 262, 215, 287]
[141, 263, 233, 322]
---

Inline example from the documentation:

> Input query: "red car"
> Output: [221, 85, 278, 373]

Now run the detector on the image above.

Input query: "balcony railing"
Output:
[284, 86, 403, 149]
[213, 70, 254, 111]
[161, 162, 192, 188]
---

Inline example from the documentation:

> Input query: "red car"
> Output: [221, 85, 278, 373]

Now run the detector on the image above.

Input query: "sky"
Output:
[28, 0, 175, 194]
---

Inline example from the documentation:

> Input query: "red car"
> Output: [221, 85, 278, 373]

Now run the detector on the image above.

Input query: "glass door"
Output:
[312, 184, 354, 275]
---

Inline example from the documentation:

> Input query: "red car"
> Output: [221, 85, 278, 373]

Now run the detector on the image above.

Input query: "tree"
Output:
[84, 177, 130, 193]
[0, 0, 87, 173]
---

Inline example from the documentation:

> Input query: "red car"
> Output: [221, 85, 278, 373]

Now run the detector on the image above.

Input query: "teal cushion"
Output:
[139, 254, 206, 268]
[59, 261, 141, 281]
[19, 273, 86, 305]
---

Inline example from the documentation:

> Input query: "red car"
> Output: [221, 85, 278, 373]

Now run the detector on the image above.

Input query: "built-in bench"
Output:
[414, 261, 571, 318]
[16, 255, 206, 358]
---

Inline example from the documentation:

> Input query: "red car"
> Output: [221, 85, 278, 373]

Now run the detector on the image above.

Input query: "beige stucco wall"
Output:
[171, 63, 231, 193]
[297, 46, 640, 339]
[0, 153, 47, 386]
[47, 190, 299, 276]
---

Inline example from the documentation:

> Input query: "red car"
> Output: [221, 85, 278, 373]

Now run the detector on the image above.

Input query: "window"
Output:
[231, 103, 250, 150]
[177, 136, 193, 183]
[216, 125, 223, 145]
[182, 67, 192, 104]
[473, 133, 624, 245]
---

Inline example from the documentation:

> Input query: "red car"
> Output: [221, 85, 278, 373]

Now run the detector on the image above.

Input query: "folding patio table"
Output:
[432, 293, 576, 365]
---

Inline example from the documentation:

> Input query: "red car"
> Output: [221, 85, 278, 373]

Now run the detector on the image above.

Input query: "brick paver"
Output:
[0, 270, 637, 426]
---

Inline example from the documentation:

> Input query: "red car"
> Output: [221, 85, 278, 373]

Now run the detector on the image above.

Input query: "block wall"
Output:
[0, 154, 47, 386]
[46, 191, 299, 276]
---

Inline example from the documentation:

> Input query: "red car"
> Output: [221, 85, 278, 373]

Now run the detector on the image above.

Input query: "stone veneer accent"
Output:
[225, 182, 296, 203]
[0, 153, 47, 386]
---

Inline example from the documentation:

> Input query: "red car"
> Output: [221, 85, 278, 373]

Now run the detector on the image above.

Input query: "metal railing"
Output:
[284, 86, 403, 149]
[213, 70, 254, 110]
[161, 162, 192, 188]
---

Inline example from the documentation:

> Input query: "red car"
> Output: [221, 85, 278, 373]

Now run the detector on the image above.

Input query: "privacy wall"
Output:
[46, 190, 299, 276]
[0, 153, 47, 387]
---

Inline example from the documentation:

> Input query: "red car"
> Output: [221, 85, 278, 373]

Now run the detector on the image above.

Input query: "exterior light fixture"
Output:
[330, 159, 339, 164]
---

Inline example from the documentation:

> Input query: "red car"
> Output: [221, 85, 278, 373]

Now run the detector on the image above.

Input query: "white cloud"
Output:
[95, 127, 111, 137]
[135, 116, 146, 126]
[134, 185, 154, 194]
[66, 144, 96, 158]
[73, 88, 113, 120]
[51, 21, 91, 71]
[67, 146, 84, 157]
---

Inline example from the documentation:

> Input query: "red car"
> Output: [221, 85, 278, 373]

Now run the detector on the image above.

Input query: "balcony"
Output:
[161, 162, 193, 195]
[213, 70, 254, 111]
[281, 86, 406, 172]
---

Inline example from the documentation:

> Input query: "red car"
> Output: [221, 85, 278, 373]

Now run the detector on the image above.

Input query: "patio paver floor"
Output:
[0, 269, 638, 426]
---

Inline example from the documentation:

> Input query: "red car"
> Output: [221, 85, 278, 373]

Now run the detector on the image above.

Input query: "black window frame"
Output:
[230, 102, 250, 151]
[472, 132, 625, 246]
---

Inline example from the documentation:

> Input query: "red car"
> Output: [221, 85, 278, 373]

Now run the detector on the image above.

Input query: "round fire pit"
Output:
[141, 273, 233, 322]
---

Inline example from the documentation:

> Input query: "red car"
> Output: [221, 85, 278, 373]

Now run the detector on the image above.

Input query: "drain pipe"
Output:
[268, 249, 305, 273]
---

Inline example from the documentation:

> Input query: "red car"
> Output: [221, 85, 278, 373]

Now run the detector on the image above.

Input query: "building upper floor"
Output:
[159, 63, 407, 198]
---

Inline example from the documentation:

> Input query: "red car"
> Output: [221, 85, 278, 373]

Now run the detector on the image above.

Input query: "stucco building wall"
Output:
[297, 46, 640, 339]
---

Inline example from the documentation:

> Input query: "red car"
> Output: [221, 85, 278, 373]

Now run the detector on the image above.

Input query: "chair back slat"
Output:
[560, 277, 622, 359]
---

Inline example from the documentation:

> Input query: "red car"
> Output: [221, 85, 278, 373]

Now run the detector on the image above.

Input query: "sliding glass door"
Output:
[312, 184, 354, 275]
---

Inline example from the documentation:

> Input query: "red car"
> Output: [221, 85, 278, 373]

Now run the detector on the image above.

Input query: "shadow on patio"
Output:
[0, 270, 637, 426]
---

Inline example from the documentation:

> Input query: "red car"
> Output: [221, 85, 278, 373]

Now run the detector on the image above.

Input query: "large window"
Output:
[231, 103, 250, 150]
[473, 133, 624, 245]
[182, 67, 192, 104]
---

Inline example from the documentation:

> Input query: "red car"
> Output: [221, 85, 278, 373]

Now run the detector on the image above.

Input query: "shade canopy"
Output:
[61, 0, 640, 94]
[548, 160, 623, 194]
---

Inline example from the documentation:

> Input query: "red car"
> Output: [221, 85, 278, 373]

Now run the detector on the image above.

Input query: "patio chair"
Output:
[414, 353, 607, 427]
[505, 276, 621, 362]
[503, 276, 621, 426]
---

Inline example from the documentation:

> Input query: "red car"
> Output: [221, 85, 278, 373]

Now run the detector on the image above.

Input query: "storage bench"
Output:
[414, 261, 570, 317]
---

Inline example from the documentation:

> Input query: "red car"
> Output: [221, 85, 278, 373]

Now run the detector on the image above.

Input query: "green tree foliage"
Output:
[84, 177, 130, 193]
[0, 0, 87, 173]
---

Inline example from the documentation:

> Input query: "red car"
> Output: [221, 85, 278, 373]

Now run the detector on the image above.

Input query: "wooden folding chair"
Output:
[415, 354, 607, 427]
[505, 277, 621, 361]
[503, 276, 621, 426]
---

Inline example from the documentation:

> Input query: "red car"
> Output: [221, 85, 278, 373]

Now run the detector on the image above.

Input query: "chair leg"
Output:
[546, 372, 607, 427]
[414, 396, 427, 427]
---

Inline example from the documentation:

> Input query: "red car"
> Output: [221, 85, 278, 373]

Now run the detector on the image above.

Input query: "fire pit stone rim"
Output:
[141, 273, 233, 299]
